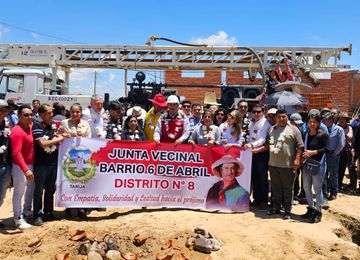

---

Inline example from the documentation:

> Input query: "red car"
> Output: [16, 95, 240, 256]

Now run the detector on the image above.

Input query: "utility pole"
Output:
[93, 71, 97, 95]
[124, 69, 128, 97]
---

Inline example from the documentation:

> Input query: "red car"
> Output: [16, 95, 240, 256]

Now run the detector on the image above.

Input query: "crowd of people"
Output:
[0, 93, 359, 230]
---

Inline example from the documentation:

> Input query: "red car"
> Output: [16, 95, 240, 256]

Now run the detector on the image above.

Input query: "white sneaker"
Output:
[14, 217, 32, 230]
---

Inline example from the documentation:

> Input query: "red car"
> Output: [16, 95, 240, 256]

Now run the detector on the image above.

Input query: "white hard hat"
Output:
[167, 95, 179, 104]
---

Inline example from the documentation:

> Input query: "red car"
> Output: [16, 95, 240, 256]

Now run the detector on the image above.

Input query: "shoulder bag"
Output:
[302, 133, 324, 176]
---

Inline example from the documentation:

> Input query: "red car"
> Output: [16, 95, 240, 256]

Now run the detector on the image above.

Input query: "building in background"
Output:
[165, 70, 360, 114]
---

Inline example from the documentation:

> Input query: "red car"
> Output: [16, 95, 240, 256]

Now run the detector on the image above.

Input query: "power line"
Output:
[0, 20, 85, 44]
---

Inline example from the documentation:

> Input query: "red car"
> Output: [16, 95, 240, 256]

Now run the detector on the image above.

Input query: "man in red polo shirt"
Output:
[10, 104, 34, 230]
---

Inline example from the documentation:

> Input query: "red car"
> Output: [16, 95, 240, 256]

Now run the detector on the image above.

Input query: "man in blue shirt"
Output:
[176, 103, 202, 144]
[351, 113, 360, 131]
[322, 112, 345, 200]
[6, 100, 19, 129]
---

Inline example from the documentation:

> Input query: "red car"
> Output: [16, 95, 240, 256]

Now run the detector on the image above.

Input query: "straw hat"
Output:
[126, 106, 147, 120]
[211, 155, 244, 177]
[338, 112, 349, 119]
[204, 92, 221, 106]
[267, 108, 278, 115]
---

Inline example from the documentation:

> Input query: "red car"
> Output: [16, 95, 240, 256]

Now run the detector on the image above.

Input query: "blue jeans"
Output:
[326, 154, 340, 196]
[302, 162, 326, 211]
[0, 164, 11, 207]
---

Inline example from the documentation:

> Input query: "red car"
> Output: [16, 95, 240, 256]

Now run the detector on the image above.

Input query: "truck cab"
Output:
[0, 68, 91, 108]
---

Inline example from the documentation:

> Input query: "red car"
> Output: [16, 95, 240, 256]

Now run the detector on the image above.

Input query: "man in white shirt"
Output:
[244, 104, 271, 210]
[82, 96, 105, 138]
[176, 103, 202, 144]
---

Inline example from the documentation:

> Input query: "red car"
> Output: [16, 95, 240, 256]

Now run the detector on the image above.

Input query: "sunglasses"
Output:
[183, 105, 190, 108]
[22, 113, 33, 118]
[252, 110, 262, 114]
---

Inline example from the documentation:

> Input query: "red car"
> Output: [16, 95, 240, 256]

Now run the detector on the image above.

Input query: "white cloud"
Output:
[72, 84, 93, 95]
[108, 73, 116, 82]
[31, 32, 40, 38]
[71, 70, 89, 81]
[70, 68, 104, 82]
[55, 68, 123, 98]
[0, 25, 10, 39]
[190, 31, 237, 46]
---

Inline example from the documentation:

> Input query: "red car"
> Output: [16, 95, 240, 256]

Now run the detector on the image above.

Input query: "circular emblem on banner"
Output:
[62, 147, 96, 184]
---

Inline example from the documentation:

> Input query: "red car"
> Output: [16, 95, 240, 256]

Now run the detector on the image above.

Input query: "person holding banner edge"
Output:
[59, 103, 91, 220]
[243, 104, 271, 210]
[32, 104, 69, 226]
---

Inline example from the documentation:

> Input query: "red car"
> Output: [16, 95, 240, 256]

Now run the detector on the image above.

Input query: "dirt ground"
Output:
[0, 187, 359, 260]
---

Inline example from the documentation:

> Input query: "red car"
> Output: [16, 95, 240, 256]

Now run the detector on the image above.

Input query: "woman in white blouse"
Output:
[219, 109, 245, 148]
[59, 103, 91, 138]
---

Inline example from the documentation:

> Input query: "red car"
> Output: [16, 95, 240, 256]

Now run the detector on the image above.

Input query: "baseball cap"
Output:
[290, 113, 303, 125]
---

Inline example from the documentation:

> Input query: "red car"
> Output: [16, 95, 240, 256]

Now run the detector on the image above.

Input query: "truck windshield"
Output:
[7, 75, 24, 93]
[0, 75, 6, 95]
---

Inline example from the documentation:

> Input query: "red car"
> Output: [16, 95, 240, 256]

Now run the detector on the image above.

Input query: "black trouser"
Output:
[350, 154, 360, 189]
[33, 165, 57, 217]
[251, 151, 269, 204]
[293, 168, 302, 198]
[338, 151, 351, 189]
[269, 166, 296, 213]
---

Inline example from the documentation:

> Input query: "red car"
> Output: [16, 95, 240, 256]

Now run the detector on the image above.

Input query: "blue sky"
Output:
[0, 0, 359, 99]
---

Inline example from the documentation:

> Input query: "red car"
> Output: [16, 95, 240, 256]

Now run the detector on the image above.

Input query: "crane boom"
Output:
[0, 44, 352, 72]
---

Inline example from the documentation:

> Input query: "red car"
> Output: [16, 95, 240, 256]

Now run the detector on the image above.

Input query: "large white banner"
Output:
[56, 138, 252, 212]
